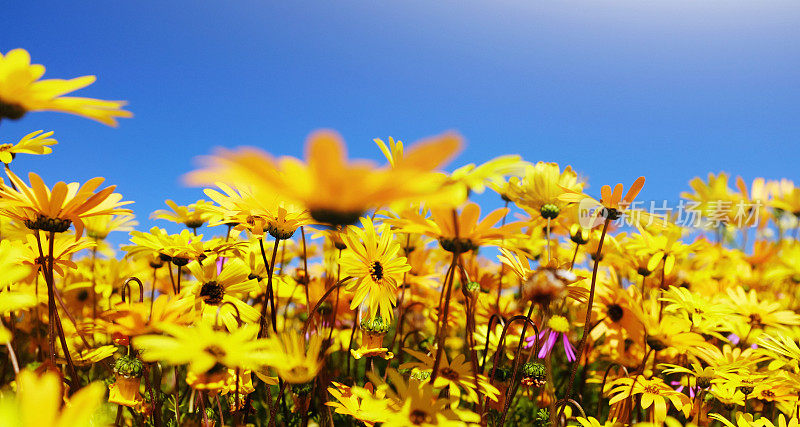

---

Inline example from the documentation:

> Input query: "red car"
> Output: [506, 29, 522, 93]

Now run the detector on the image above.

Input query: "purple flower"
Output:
[524, 329, 576, 362]
[670, 381, 696, 398]
[216, 257, 225, 275]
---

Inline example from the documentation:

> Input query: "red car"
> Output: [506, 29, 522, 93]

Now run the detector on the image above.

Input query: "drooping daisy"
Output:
[0, 130, 57, 165]
[526, 315, 577, 362]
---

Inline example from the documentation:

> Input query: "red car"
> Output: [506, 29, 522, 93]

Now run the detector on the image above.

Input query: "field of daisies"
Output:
[1, 47, 800, 427]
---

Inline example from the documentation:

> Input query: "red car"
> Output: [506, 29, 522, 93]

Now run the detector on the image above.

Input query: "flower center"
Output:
[23, 215, 72, 233]
[370, 261, 384, 282]
[410, 409, 430, 425]
[0, 143, 12, 151]
[309, 209, 362, 227]
[204, 345, 226, 358]
[184, 218, 205, 229]
[200, 281, 225, 305]
[439, 367, 459, 381]
[438, 237, 477, 254]
[643, 385, 661, 395]
[547, 315, 570, 334]
[748, 313, 763, 328]
[0, 99, 26, 121]
[607, 304, 624, 322]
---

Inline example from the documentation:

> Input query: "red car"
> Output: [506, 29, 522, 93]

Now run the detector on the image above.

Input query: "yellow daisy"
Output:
[0, 48, 131, 125]
[339, 216, 410, 320]
[0, 130, 57, 165]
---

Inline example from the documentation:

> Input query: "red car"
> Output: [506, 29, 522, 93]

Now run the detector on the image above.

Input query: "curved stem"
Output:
[479, 313, 505, 374]
[483, 311, 538, 421]
[554, 399, 587, 425]
[121, 277, 145, 303]
[5, 341, 19, 374]
[596, 363, 629, 418]
[301, 277, 352, 336]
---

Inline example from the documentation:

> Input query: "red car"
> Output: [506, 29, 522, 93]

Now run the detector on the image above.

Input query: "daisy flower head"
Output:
[0, 170, 132, 239]
[0, 130, 57, 165]
[187, 130, 462, 226]
[340, 216, 410, 320]
[0, 48, 131, 125]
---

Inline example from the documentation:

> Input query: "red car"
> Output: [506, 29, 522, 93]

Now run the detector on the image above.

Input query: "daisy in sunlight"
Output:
[388, 202, 522, 253]
[339, 216, 410, 320]
[0, 48, 131, 125]
[186, 130, 462, 226]
[0, 130, 57, 165]
[0, 170, 132, 238]
[181, 255, 261, 330]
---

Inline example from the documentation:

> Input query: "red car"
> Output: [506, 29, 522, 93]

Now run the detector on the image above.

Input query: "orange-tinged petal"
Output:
[48, 181, 69, 217]
[459, 203, 481, 236]
[735, 176, 749, 199]
[600, 185, 612, 206]
[622, 176, 645, 207]
[28, 172, 51, 213]
[307, 130, 346, 177]
[398, 132, 463, 171]
[610, 183, 624, 207]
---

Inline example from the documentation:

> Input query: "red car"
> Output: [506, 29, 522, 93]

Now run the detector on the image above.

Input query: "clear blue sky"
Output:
[4, 1, 800, 244]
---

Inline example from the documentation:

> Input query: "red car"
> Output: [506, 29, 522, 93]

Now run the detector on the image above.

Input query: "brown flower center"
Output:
[643, 385, 661, 395]
[200, 281, 225, 305]
[204, 345, 226, 358]
[0, 99, 26, 121]
[409, 409, 430, 425]
[309, 209, 362, 227]
[24, 215, 71, 233]
[370, 261, 384, 282]
[607, 304, 624, 322]
[439, 367, 460, 381]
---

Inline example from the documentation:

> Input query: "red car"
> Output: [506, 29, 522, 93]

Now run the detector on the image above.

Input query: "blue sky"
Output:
[4, 1, 800, 244]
